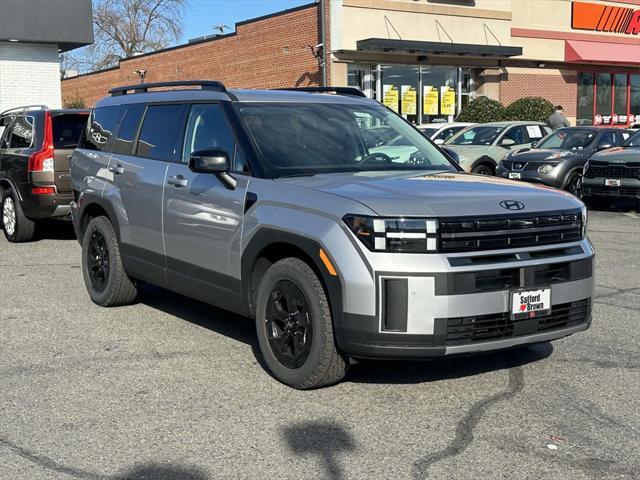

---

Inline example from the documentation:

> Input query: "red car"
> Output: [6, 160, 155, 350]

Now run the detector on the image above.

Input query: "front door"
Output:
[163, 103, 249, 311]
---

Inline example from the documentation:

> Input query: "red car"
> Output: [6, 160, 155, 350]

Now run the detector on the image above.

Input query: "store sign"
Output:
[401, 86, 417, 115]
[423, 86, 439, 115]
[571, 1, 640, 35]
[440, 86, 456, 116]
[383, 84, 399, 112]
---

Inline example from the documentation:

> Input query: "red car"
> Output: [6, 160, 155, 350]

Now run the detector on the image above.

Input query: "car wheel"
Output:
[1, 188, 36, 242]
[472, 164, 494, 176]
[81, 216, 137, 307]
[565, 172, 583, 198]
[255, 257, 347, 389]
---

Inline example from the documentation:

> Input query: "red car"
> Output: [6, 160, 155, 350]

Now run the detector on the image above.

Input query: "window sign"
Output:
[383, 84, 399, 112]
[440, 86, 456, 116]
[401, 85, 417, 116]
[526, 125, 543, 139]
[423, 86, 439, 115]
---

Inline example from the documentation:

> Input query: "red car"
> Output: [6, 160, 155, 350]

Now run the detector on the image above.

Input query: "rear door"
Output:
[110, 102, 186, 285]
[51, 113, 88, 194]
[162, 102, 249, 310]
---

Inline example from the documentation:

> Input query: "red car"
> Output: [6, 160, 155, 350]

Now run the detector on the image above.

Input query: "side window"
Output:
[85, 106, 122, 151]
[436, 127, 461, 143]
[136, 104, 184, 161]
[597, 132, 615, 148]
[0, 116, 12, 148]
[182, 103, 246, 171]
[8, 116, 34, 149]
[617, 131, 631, 144]
[112, 104, 145, 155]
[502, 126, 526, 145]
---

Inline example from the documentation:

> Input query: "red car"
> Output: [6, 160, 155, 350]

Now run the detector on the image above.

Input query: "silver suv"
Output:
[70, 81, 594, 389]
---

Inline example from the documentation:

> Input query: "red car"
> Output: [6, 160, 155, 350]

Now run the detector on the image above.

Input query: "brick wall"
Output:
[0, 42, 62, 111]
[62, 3, 322, 107]
[500, 66, 578, 116]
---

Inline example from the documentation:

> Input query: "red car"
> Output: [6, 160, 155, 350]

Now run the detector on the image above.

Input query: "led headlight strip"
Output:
[344, 215, 439, 253]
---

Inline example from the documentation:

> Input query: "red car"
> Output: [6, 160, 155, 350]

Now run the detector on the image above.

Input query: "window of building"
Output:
[631, 74, 640, 123]
[136, 104, 184, 161]
[577, 72, 594, 127]
[577, 72, 639, 126]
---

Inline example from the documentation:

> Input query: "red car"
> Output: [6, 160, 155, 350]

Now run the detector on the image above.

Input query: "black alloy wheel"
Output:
[566, 173, 583, 198]
[86, 230, 110, 293]
[265, 280, 313, 369]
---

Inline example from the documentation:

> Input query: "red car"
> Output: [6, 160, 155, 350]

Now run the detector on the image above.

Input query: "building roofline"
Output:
[63, 2, 317, 81]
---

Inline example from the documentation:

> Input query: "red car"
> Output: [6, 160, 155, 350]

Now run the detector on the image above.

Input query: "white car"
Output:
[418, 122, 475, 145]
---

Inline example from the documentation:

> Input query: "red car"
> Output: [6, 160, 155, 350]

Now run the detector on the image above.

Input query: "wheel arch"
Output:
[78, 194, 121, 243]
[471, 156, 497, 173]
[0, 177, 22, 201]
[241, 229, 343, 326]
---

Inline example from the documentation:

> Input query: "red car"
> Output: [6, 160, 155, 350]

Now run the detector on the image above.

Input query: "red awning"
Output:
[565, 39, 640, 65]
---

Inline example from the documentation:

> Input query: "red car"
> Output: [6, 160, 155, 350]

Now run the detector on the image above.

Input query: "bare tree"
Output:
[63, 0, 186, 73]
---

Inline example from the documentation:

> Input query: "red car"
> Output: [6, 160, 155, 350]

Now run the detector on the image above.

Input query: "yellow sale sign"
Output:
[401, 85, 417, 115]
[383, 84, 399, 112]
[423, 86, 439, 115]
[440, 86, 456, 116]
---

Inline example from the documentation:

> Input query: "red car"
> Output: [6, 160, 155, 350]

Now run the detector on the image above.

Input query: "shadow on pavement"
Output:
[586, 198, 639, 213]
[283, 421, 356, 480]
[347, 342, 553, 385]
[35, 220, 77, 241]
[117, 463, 209, 480]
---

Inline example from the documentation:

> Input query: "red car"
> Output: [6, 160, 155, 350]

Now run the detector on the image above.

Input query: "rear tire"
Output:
[255, 257, 347, 389]
[472, 163, 494, 176]
[81, 216, 137, 307]
[1, 188, 36, 242]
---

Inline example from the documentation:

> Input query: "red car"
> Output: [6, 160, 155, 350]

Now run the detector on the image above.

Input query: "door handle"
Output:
[167, 175, 188, 187]
[108, 163, 124, 175]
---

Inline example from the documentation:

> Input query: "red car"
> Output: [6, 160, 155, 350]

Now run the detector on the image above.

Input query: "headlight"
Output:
[538, 164, 554, 175]
[581, 205, 588, 238]
[583, 161, 590, 175]
[343, 215, 438, 253]
[546, 151, 572, 159]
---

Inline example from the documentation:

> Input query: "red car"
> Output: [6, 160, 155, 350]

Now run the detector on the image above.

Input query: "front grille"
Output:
[439, 210, 583, 253]
[585, 165, 640, 179]
[444, 299, 590, 346]
[584, 186, 640, 197]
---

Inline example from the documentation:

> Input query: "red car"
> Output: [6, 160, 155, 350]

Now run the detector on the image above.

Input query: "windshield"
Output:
[536, 129, 596, 151]
[237, 102, 456, 177]
[624, 130, 640, 147]
[448, 125, 505, 146]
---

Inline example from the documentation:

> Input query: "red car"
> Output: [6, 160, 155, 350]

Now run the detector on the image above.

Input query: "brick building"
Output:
[0, 0, 92, 112]
[62, 0, 640, 127]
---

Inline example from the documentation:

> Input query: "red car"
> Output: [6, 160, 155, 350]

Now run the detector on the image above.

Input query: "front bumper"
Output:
[336, 240, 594, 359]
[496, 163, 562, 189]
[583, 177, 640, 198]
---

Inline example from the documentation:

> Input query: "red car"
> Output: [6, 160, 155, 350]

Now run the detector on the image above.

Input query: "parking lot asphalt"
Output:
[1, 203, 639, 480]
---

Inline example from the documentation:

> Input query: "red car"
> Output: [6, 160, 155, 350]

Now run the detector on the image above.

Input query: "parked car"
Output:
[417, 122, 474, 145]
[0, 105, 89, 242]
[583, 129, 640, 202]
[444, 121, 552, 174]
[496, 127, 632, 198]
[70, 81, 594, 389]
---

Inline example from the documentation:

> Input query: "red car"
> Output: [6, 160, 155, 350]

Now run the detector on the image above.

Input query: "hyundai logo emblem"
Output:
[500, 200, 525, 211]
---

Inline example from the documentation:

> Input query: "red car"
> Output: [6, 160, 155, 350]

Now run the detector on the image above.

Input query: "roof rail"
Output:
[109, 80, 227, 97]
[0, 105, 49, 116]
[275, 87, 367, 98]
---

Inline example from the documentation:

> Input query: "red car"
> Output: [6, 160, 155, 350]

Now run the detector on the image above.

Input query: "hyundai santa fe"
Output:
[70, 81, 594, 389]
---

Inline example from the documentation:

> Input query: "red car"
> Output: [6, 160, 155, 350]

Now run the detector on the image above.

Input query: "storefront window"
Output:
[380, 65, 419, 124]
[631, 74, 640, 123]
[595, 73, 612, 125]
[421, 67, 457, 124]
[576, 72, 594, 126]
[614, 74, 628, 124]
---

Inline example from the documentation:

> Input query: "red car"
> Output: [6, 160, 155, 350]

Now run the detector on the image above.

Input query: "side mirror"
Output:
[596, 143, 613, 151]
[530, 140, 538, 148]
[500, 138, 517, 147]
[188, 148, 236, 189]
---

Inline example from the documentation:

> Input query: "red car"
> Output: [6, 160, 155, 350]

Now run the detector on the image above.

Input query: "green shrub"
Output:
[456, 96, 506, 123]
[64, 97, 86, 109]
[505, 97, 554, 122]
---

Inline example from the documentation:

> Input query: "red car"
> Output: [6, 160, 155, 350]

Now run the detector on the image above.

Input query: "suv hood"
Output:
[278, 171, 582, 217]
[508, 148, 581, 163]
[591, 146, 640, 164]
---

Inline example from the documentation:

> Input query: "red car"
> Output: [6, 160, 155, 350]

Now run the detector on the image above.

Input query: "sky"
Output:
[180, 0, 312, 43]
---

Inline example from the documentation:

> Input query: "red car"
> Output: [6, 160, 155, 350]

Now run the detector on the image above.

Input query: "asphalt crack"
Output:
[412, 366, 525, 479]
[0, 437, 108, 480]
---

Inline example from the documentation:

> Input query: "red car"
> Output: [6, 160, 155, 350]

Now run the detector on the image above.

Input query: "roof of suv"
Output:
[96, 88, 373, 108]
[478, 121, 548, 127]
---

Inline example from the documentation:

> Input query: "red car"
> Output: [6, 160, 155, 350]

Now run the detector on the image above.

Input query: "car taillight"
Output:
[31, 187, 55, 195]
[28, 111, 54, 172]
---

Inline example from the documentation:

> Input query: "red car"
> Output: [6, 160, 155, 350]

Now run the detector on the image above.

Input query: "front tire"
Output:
[255, 257, 347, 389]
[564, 172, 583, 198]
[2, 188, 36, 242]
[472, 163, 494, 176]
[81, 216, 137, 307]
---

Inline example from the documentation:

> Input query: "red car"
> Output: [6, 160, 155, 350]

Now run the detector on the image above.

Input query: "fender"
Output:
[0, 176, 23, 202]
[76, 190, 121, 242]
[471, 156, 497, 171]
[241, 228, 343, 327]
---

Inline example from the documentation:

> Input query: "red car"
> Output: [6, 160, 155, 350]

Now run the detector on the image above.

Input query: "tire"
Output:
[564, 172, 583, 199]
[1, 188, 36, 242]
[472, 163, 494, 176]
[255, 257, 347, 389]
[81, 216, 137, 307]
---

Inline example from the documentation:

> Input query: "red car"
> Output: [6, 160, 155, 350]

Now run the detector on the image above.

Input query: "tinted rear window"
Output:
[112, 104, 145, 155]
[135, 104, 184, 161]
[52, 114, 88, 149]
[84, 106, 122, 151]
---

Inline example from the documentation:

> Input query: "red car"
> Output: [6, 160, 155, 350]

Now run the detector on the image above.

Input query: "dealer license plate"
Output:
[509, 172, 521, 180]
[511, 288, 551, 320]
[604, 178, 621, 187]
